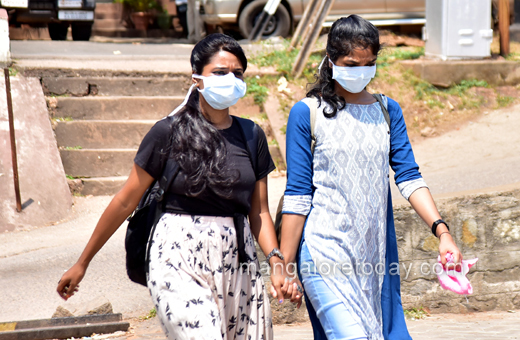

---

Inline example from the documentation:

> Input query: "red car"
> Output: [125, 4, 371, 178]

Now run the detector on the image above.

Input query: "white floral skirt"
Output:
[147, 213, 273, 340]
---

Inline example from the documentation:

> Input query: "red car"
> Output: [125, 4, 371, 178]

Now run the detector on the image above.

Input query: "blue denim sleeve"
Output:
[387, 97, 428, 199]
[282, 100, 313, 215]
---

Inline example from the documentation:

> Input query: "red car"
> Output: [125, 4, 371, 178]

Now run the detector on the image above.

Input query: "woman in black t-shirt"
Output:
[56, 34, 300, 339]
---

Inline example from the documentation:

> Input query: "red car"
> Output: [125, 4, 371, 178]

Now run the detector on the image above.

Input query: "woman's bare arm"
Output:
[248, 176, 286, 303]
[57, 164, 155, 300]
[408, 187, 462, 267]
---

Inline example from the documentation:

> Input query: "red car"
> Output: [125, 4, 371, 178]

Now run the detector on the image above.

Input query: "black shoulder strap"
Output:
[235, 116, 259, 176]
[372, 93, 391, 130]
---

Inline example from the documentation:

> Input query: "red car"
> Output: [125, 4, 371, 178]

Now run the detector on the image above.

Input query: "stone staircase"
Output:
[44, 76, 191, 195]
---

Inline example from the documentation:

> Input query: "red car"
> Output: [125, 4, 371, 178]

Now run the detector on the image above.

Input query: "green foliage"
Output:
[403, 307, 428, 320]
[395, 69, 489, 110]
[66, 175, 75, 180]
[246, 77, 269, 106]
[446, 79, 489, 96]
[8, 68, 19, 77]
[249, 39, 324, 81]
[377, 47, 424, 68]
[497, 95, 515, 107]
[140, 307, 157, 320]
[115, 0, 159, 12]
[64, 146, 82, 150]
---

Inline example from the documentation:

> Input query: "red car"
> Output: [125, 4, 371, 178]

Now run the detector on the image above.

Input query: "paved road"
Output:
[126, 310, 520, 340]
[9, 39, 282, 74]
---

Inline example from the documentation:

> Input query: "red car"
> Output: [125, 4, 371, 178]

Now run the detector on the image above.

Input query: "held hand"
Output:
[438, 233, 463, 271]
[281, 275, 304, 309]
[57, 263, 86, 300]
[269, 258, 286, 304]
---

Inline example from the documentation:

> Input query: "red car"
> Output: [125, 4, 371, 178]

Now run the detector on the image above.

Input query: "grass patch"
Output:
[404, 307, 428, 320]
[66, 175, 75, 180]
[497, 95, 515, 108]
[249, 39, 324, 81]
[378, 47, 424, 68]
[246, 76, 269, 106]
[63, 146, 82, 150]
[52, 117, 74, 123]
[8, 68, 19, 77]
[140, 307, 157, 320]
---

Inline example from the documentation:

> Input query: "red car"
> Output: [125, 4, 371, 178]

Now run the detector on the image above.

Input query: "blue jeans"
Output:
[300, 241, 368, 340]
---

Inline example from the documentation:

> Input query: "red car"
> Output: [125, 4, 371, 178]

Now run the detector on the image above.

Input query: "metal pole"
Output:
[291, 0, 335, 78]
[290, 0, 320, 49]
[4, 68, 22, 212]
[499, 0, 510, 56]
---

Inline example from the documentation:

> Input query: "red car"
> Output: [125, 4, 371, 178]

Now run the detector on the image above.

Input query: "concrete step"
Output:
[55, 120, 155, 149]
[94, 3, 123, 20]
[92, 19, 126, 30]
[51, 96, 184, 120]
[82, 176, 127, 196]
[42, 77, 191, 97]
[61, 148, 135, 177]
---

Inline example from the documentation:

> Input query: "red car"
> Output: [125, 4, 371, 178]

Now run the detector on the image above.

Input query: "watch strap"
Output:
[432, 219, 449, 237]
[266, 248, 284, 263]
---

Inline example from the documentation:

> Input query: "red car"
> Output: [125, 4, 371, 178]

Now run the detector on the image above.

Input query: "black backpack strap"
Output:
[235, 116, 259, 176]
[144, 156, 180, 273]
[372, 93, 391, 130]
[233, 116, 261, 263]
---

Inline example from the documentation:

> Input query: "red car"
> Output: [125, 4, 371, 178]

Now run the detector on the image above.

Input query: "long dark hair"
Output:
[170, 33, 247, 198]
[307, 15, 381, 118]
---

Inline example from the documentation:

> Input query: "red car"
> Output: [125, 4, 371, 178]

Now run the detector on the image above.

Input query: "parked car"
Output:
[201, 0, 425, 39]
[1, 0, 95, 40]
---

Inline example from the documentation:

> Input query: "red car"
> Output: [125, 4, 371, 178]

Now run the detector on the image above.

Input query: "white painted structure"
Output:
[0, 9, 10, 65]
[424, 0, 494, 60]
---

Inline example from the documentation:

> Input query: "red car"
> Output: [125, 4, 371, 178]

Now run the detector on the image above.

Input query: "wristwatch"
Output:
[431, 219, 450, 237]
[266, 248, 285, 263]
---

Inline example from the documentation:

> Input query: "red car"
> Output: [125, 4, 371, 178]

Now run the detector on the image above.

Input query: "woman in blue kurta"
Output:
[279, 16, 462, 340]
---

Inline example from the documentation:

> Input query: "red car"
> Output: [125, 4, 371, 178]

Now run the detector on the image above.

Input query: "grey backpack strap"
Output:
[372, 93, 391, 130]
[308, 96, 318, 154]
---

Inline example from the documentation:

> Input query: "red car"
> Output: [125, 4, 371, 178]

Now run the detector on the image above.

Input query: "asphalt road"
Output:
[9, 39, 282, 73]
[10, 40, 194, 59]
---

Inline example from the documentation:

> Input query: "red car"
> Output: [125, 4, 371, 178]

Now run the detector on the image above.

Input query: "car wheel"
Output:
[48, 23, 69, 41]
[238, 0, 291, 39]
[71, 22, 93, 41]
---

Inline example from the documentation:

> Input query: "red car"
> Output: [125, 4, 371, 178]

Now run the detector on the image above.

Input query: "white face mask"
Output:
[330, 58, 376, 93]
[193, 73, 247, 110]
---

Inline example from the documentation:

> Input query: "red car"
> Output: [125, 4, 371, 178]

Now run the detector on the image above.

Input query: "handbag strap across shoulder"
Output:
[308, 96, 318, 154]
[372, 93, 391, 130]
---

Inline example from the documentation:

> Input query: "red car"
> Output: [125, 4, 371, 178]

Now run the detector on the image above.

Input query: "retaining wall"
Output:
[396, 183, 520, 313]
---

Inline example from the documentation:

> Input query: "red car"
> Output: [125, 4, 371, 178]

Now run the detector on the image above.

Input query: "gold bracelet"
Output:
[438, 231, 450, 239]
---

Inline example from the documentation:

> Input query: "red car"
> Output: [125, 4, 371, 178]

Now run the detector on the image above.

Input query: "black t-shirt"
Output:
[134, 115, 276, 216]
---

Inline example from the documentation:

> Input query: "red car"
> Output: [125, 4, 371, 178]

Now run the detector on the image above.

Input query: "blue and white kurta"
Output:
[283, 96, 427, 340]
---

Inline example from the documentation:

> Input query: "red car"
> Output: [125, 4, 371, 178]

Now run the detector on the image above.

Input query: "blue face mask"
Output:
[192, 73, 247, 110]
[330, 59, 376, 93]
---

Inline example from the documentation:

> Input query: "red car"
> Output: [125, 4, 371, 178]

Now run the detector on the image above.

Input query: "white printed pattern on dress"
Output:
[147, 213, 273, 340]
[303, 97, 389, 340]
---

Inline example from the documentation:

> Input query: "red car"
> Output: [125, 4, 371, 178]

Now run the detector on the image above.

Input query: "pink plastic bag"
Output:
[436, 253, 478, 295]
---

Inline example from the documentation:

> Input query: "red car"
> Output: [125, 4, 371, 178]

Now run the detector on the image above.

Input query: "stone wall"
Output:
[395, 183, 520, 313]
[266, 184, 520, 322]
